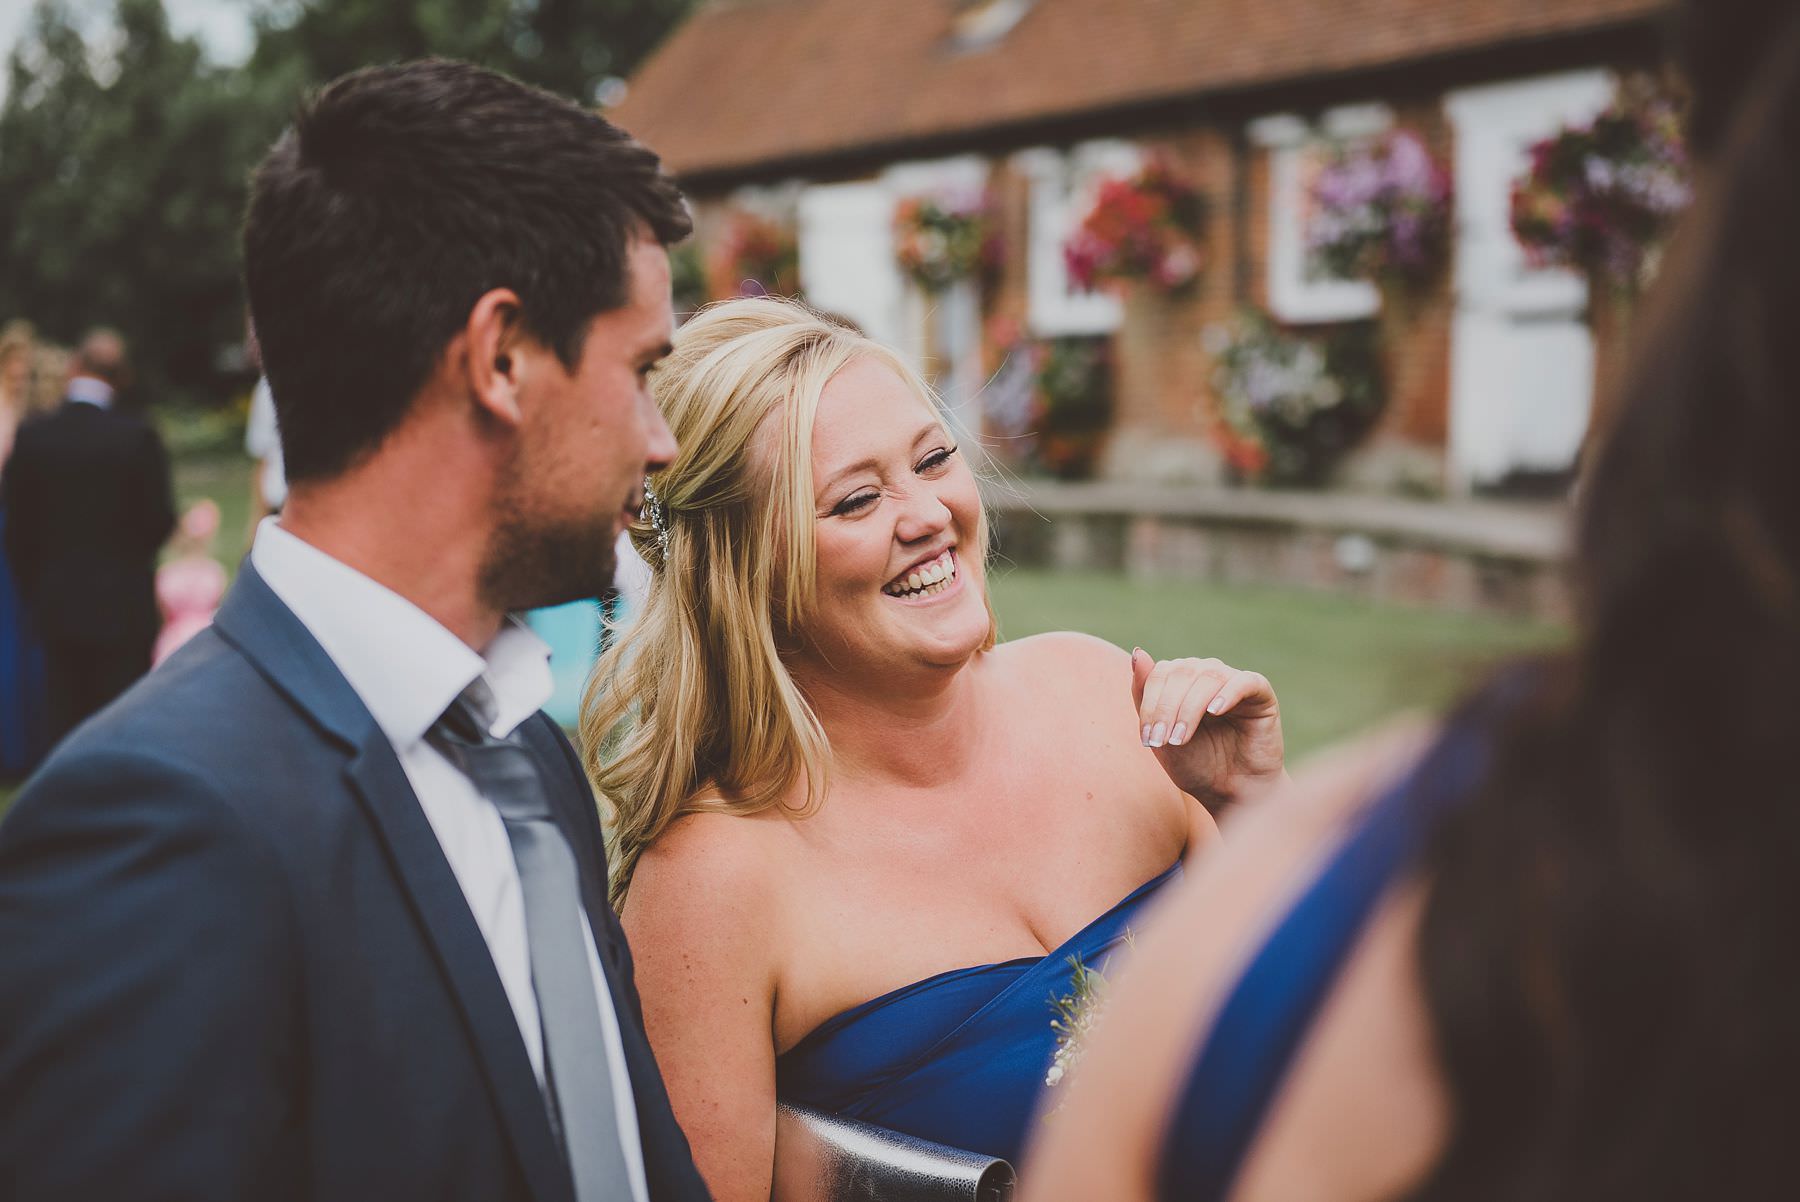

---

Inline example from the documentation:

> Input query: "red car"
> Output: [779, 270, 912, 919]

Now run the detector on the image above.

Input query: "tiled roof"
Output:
[613, 0, 1665, 178]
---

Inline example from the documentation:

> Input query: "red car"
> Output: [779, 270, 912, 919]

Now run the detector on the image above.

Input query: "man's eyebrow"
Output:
[639, 340, 673, 364]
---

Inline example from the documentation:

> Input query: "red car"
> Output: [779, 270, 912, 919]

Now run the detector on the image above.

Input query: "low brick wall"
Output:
[984, 480, 1572, 622]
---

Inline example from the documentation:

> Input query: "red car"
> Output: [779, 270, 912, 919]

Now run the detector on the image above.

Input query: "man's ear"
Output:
[462, 287, 527, 429]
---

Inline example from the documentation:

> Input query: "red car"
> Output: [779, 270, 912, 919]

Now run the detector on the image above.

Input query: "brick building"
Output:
[613, 0, 1669, 494]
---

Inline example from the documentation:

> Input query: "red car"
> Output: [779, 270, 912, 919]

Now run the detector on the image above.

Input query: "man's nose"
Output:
[642, 401, 677, 472]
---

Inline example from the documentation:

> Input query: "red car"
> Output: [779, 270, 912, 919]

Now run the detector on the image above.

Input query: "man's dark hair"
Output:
[73, 329, 128, 388]
[242, 58, 691, 482]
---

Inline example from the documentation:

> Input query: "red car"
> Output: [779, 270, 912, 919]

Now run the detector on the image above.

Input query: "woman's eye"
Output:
[918, 445, 958, 473]
[831, 491, 878, 517]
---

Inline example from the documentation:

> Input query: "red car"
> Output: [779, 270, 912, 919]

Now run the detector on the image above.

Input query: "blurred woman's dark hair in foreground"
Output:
[1673, 0, 1800, 155]
[1410, 6, 1800, 1199]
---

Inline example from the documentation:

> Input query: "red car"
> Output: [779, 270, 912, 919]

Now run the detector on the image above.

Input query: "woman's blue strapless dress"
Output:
[776, 861, 1182, 1166]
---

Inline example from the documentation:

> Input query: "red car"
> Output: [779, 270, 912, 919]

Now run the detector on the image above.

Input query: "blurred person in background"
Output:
[0, 328, 173, 744]
[243, 313, 287, 531]
[245, 374, 287, 525]
[152, 499, 227, 666]
[0, 321, 39, 460]
[26, 343, 69, 414]
[1022, 4, 1800, 1201]
[0, 321, 50, 780]
[241, 316, 289, 532]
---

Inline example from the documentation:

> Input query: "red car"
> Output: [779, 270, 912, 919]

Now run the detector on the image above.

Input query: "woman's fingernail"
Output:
[1141, 724, 1153, 745]
[1207, 695, 1227, 714]
[1150, 722, 1167, 747]
[1170, 722, 1188, 745]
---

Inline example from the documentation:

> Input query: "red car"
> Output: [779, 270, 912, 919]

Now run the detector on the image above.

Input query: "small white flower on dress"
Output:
[1042, 934, 1134, 1110]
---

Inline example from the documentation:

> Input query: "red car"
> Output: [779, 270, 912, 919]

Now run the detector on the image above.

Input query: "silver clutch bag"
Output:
[773, 1103, 1016, 1202]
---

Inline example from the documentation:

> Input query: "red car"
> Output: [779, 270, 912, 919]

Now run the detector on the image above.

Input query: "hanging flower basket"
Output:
[1063, 155, 1207, 295]
[1509, 87, 1691, 292]
[710, 212, 802, 299]
[1207, 308, 1384, 487]
[1032, 335, 1113, 478]
[983, 328, 1113, 479]
[1307, 129, 1453, 290]
[893, 192, 1000, 293]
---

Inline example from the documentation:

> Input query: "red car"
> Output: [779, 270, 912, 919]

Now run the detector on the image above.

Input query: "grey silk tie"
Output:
[430, 690, 633, 1202]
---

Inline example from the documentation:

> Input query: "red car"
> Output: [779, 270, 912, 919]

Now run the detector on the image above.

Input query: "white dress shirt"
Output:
[244, 379, 288, 509]
[251, 519, 650, 1202]
[65, 375, 115, 409]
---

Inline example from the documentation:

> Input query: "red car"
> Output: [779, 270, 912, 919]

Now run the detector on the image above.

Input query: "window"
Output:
[1249, 104, 1392, 324]
[879, 156, 991, 425]
[1014, 139, 1145, 337]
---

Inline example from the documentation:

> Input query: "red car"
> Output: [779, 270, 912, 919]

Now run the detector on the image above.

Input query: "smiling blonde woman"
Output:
[582, 296, 1288, 1201]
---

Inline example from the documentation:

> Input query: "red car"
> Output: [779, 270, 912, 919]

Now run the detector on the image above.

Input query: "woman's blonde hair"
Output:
[582, 296, 997, 907]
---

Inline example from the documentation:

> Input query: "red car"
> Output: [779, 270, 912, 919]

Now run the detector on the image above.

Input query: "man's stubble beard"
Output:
[478, 461, 620, 614]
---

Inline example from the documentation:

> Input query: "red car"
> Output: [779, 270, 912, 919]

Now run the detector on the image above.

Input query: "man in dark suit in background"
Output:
[0, 60, 711, 1202]
[0, 328, 174, 742]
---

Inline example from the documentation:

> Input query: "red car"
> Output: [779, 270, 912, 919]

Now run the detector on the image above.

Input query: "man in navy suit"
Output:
[0, 60, 711, 1202]
[1, 329, 176, 742]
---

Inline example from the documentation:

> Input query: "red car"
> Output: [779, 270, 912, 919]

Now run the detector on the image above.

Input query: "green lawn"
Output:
[172, 453, 258, 573]
[987, 566, 1564, 761]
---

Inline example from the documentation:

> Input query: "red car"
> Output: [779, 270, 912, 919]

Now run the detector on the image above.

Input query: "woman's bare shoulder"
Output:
[990, 630, 1138, 720]
[995, 630, 1131, 681]
[623, 808, 788, 947]
[992, 631, 1192, 838]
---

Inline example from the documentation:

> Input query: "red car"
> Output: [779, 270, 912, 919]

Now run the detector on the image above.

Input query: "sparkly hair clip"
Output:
[641, 477, 672, 557]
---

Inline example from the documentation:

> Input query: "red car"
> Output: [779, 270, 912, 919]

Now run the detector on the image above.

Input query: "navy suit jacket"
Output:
[0, 565, 711, 1202]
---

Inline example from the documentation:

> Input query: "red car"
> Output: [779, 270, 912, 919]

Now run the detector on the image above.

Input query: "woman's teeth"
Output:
[884, 550, 958, 598]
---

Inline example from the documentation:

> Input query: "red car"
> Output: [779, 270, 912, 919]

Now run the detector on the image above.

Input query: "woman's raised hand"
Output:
[1130, 648, 1286, 813]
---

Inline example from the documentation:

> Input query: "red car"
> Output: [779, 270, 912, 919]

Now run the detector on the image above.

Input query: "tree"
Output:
[511, 0, 698, 103]
[249, 0, 699, 104]
[247, 0, 516, 91]
[0, 0, 285, 401]
[0, 0, 702, 406]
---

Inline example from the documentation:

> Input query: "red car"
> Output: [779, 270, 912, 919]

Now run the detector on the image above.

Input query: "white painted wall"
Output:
[796, 181, 909, 352]
[1445, 70, 1615, 490]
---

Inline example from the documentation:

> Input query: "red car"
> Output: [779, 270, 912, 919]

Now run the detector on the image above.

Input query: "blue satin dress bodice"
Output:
[776, 861, 1182, 1166]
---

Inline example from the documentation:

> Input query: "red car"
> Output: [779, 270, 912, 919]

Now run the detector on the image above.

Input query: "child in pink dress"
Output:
[153, 500, 228, 666]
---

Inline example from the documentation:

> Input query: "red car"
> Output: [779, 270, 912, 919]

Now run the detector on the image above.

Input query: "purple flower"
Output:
[1307, 128, 1451, 284]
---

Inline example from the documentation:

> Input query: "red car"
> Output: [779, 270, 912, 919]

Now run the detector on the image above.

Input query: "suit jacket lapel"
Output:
[213, 566, 573, 1202]
[345, 746, 573, 1202]
[211, 564, 370, 750]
